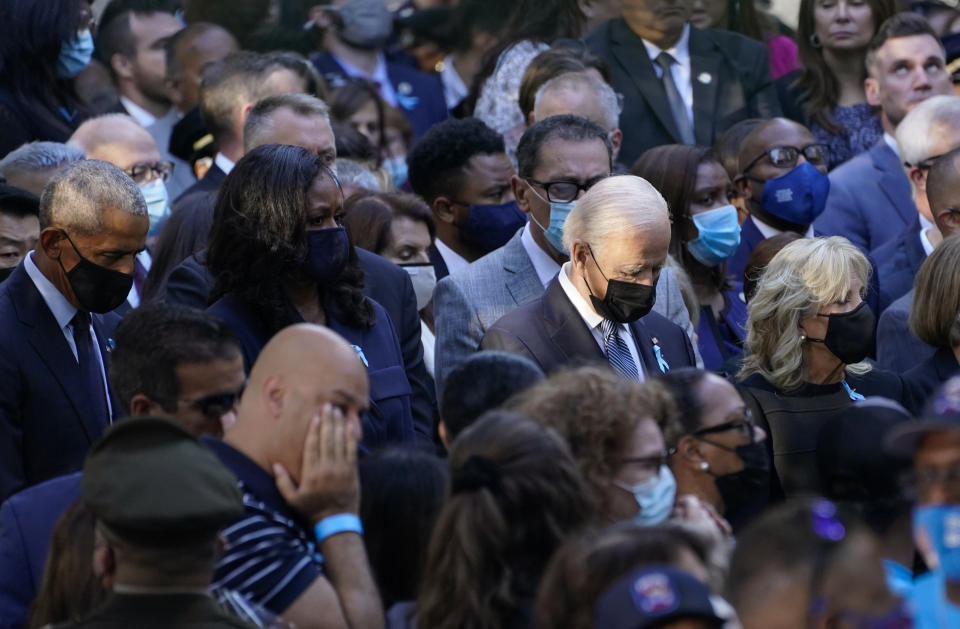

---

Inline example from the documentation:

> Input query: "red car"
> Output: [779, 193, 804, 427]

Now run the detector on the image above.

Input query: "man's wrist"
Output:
[314, 513, 363, 543]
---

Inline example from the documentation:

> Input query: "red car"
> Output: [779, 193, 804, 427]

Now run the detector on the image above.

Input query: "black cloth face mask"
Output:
[703, 439, 771, 531]
[584, 245, 657, 324]
[57, 232, 133, 313]
[804, 301, 876, 365]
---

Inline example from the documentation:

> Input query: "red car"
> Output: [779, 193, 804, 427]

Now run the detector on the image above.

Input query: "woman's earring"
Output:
[700, 461, 710, 471]
[809, 33, 822, 48]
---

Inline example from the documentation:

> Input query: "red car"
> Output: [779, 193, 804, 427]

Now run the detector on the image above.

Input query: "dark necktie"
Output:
[601, 319, 641, 381]
[654, 51, 695, 145]
[72, 311, 109, 420]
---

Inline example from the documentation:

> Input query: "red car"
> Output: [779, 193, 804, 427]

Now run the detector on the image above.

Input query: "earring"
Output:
[800, 333, 807, 342]
[809, 33, 822, 48]
[700, 461, 710, 471]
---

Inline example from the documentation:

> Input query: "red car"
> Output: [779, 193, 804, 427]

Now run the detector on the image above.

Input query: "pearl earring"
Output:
[700, 461, 710, 471]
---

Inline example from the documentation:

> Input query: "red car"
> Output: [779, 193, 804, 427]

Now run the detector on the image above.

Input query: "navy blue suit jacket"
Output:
[902, 347, 960, 414]
[309, 52, 448, 140]
[0, 472, 80, 629]
[480, 278, 697, 376]
[207, 294, 415, 453]
[814, 141, 916, 254]
[872, 217, 926, 314]
[0, 265, 117, 501]
[726, 216, 767, 285]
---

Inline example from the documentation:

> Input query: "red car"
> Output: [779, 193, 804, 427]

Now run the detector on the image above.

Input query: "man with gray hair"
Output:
[532, 72, 625, 163]
[0, 142, 85, 197]
[481, 175, 697, 378]
[873, 94, 960, 314]
[0, 159, 149, 500]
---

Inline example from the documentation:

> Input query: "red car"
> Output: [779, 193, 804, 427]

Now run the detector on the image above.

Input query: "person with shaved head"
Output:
[726, 118, 831, 282]
[204, 323, 383, 629]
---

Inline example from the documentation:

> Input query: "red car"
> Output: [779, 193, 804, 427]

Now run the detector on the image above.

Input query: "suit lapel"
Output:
[742, 217, 765, 249]
[629, 318, 661, 375]
[502, 233, 548, 306]
[609, 19, 681, 143]
[541, 279, 605, 364]
[871, 143, 917, 227]
[689, 30, 722, 146]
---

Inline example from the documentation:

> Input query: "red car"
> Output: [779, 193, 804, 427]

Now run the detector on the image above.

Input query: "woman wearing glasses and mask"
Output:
[659, 368, 769, 532]
[737, 237, 903, 498]
[206, 144, 415, 452]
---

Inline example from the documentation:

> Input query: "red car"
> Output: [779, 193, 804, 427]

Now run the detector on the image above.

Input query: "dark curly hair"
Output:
[407, 117, 505, 205]
[207, 144, 373, 335]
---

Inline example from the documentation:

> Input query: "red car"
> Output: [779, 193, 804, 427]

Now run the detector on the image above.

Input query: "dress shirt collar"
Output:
[119, 96, 161, 128]
[334, 51, 390, 86]
[883, 132, 899, 158]
[435, 238, 469, 275]
[558, 261, 604, 331]
[919, 213, 937, 257]
[441, 54, 469, 109]
[214, 153, 236, 176]
[24, 250, 77, 330]
[520, 224, 561, 288]
[641, 23, 690, 69]
[751, 215, 815, 240]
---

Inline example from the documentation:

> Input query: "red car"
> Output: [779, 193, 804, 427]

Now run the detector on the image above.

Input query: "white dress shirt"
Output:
[520, 224, 560, 288]
[214, 153, 236, 176]
[440, 54, 468, 110]
[332, 52, 398, 109]
[435, 239, 469, 276]
[883, 132, 900, 158]
[752, 216, 815, 240]
[919, 214, 937, 257]
[23, 252, 112, 417]
[557, 262, 646, 381]
[642, 24, 694, 133]
[119, 96, 161, 128]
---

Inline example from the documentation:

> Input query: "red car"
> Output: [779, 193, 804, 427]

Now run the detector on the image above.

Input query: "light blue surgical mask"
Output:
[383, 156, 408, 189]
[686, 204, 741, 267]
[139, 178, 170, 237]
[56, 29, 94, 79]
[615, 465, 677, 526]
[529, 199, 575, 255]
[913, 504, 960, 582]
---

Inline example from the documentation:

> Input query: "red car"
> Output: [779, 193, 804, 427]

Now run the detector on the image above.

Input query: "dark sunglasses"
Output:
[743, 144, 828, 173]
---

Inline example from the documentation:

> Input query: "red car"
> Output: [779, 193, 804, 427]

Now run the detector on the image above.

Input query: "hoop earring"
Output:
[809, 33, 822, 48]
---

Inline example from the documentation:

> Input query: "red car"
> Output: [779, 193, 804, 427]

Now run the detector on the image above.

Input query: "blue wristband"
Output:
[314, 514, 363, 543]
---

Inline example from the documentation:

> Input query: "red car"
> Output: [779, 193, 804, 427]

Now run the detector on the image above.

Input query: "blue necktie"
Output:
[601, 319, 640, 381]
[72, 311, 109, 421]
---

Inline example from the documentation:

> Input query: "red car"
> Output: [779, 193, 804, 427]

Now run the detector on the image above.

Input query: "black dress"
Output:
[737, 368, 904, 498]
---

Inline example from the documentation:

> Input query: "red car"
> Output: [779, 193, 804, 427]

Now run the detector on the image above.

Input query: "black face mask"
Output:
[585, 245, 657, 324]
[709, 440, 771, 531]
[804, 302, 876, 365]
[0, 266, 14, 283]
[58, 232, 133, 313]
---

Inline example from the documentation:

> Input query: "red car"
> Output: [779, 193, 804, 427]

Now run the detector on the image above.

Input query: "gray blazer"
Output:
[432, 230, 700, 393]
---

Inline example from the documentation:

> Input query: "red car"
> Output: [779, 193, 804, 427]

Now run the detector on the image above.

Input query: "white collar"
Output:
[435, 238, 469, 275]
[883, 132, 900, 159]
[23, 251, 77, 331]
[919, 213, 937, 257]
[214, 153, 236, 176]
[333, 51, 390, 86]
[751, 215, 815, 240]
[557, 261, 604, 331]
[520, 224, 561, 288]
[440, 54, 469, 109]
[641, 24, 691, 67]
[119, 96, 162, 128]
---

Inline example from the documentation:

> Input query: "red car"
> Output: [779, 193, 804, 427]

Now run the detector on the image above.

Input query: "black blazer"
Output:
[586, 21, 782, 167]
[903, 347, 960, 414]
[0, 265, 117, 500]
[480, 277, 697, 375]
[172, 163, 227, 206]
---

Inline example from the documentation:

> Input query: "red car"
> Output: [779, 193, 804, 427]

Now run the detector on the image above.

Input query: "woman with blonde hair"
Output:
[737, 236, 902, 498]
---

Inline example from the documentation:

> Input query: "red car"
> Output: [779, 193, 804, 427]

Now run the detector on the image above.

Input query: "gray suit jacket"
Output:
[432, 230, 700, 393]
[146, 109, 196, 200]
[876, 288, 935, 374]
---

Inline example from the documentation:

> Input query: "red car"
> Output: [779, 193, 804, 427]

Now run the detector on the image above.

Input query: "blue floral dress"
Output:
[811, 103, 883, 170]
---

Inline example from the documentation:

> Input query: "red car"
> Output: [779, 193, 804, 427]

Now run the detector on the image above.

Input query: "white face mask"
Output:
[139, 178, 170, 236]
[400, 263, 436, 310]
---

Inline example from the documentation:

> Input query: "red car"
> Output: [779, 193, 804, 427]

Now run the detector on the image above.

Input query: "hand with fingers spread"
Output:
[273, 403, 360, 525]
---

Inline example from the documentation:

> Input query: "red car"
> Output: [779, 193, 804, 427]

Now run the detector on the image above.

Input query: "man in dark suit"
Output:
[586, 0, 781, 168]
[815, 14, 952, 254]
[0, 160, 148, 501]
[0, 304, 245, 629]
[482, 175, 697, 376]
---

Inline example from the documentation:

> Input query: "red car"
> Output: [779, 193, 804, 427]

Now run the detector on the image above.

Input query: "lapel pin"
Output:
[106, 338, 116, 351]
[697, 72, 712, 85]
[398, 81, 413, 95]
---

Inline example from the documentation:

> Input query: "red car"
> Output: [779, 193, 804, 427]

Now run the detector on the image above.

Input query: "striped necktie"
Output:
[601, 319, 640, 381]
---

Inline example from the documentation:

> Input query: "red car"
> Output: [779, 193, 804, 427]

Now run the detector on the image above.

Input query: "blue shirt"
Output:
[204, 437, 324, 615]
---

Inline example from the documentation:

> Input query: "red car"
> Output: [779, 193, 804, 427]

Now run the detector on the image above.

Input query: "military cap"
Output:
[82, 417, 244, 541]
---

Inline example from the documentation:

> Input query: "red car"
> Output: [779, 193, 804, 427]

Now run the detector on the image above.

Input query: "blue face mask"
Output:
[301, 227, 351, 284]
[686, 204, 741, 267]
[760, 161, 830, 226]
[460, 200, 527, 254]
[57, 29, 94, 79]
[383, 156, 408, 189]
[615, 465, 677, 526]
[139, 178, 170, 237]
[913, 504, 960, 582]
[529, 199, 575, 255]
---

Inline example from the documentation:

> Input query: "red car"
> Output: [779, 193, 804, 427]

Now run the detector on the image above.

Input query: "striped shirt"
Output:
[204, 437, 324, 615]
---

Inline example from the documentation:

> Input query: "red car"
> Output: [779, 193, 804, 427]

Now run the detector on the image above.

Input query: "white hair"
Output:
[0, 141, 84, 178]
[335, 158, 382, 192]
[896, 95, 960, 172]
[533, 72, 621, 132]
[39, 160, 147, 235]
[562, 175, 669, 252]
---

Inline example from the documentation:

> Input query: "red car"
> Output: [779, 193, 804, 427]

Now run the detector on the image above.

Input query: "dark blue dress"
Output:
[697, 285, 747, 372]
[811, 103, 883, 171]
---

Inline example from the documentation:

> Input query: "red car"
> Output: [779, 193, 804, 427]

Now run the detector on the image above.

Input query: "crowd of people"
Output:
[3, 0, 960, 627]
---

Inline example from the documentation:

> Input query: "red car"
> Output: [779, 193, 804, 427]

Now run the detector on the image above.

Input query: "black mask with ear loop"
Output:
[57, 232, 133, 313]
[803, 302, 876, 365]
[584, 244, 657, 324]
[698, 438, 772, 531]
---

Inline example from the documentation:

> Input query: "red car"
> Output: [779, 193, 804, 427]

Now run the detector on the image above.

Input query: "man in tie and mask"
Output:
[481, 175, 697, 379]
[0, 159, 149, 500]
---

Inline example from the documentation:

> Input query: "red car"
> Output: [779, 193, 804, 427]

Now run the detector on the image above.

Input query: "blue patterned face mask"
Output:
[760, 162, 830, 226]
[57, 30, 94, 79]
[615, 465, 677, 526]
[686, 204, 741, 267]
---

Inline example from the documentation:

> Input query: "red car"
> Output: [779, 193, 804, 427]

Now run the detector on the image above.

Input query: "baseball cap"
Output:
[594, 565, 724, 629]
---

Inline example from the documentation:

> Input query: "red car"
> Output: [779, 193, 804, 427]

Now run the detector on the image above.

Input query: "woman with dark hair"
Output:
[632, 145, 746, 371]
[414, 411, 591, 629]
[517, 43, 611, 126]
[330, 79, 387, 165]
[780, 0, 896, 169]
[343, 191, 438, 374]
[0, 0, 93, 156]
[206, 144, 415, 450]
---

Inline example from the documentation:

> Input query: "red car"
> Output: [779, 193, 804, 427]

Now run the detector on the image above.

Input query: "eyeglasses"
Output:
[178, 386, 244, 421]
[692, 408, 756, 442]
[742, 144, 828, 173]
[526, 175, 609, 203]
[125, 161, 174, 185]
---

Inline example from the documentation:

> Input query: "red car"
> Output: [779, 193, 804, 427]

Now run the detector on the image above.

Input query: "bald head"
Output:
[737, 118, 816, 175]
[68, 115, 162, 173]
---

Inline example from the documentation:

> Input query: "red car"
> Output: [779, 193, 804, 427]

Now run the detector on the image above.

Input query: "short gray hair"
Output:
[335, 158, 382, 192]
[243, 93, 332, 153]
[897, 95, 960, 171]
[534, 72, 622, 131]
[562, 175, 669, 252]
[0, 142, 85, 179]
[39, 160, 147, 234]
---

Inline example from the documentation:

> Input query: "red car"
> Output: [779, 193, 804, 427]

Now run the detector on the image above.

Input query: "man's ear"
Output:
[129, 393, 165, 418]
[571, 239, 590, 273]
[38, 228, 67, 261]
[864, 76, 880, 108]
[110, 53, 136, 82]
[909, 166, 928, 192]
[937, 208, 960, 236]
[433, 197, 457, 224]
[264, 375, 284, 420]
[734, 174, 753, 201]
[608, 129, 623, 162]
[512, 175, 531, 214]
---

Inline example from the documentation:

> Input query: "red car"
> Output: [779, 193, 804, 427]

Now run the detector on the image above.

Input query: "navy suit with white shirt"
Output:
[0, 257, 116, 501]
[873, 215, 931, 314]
